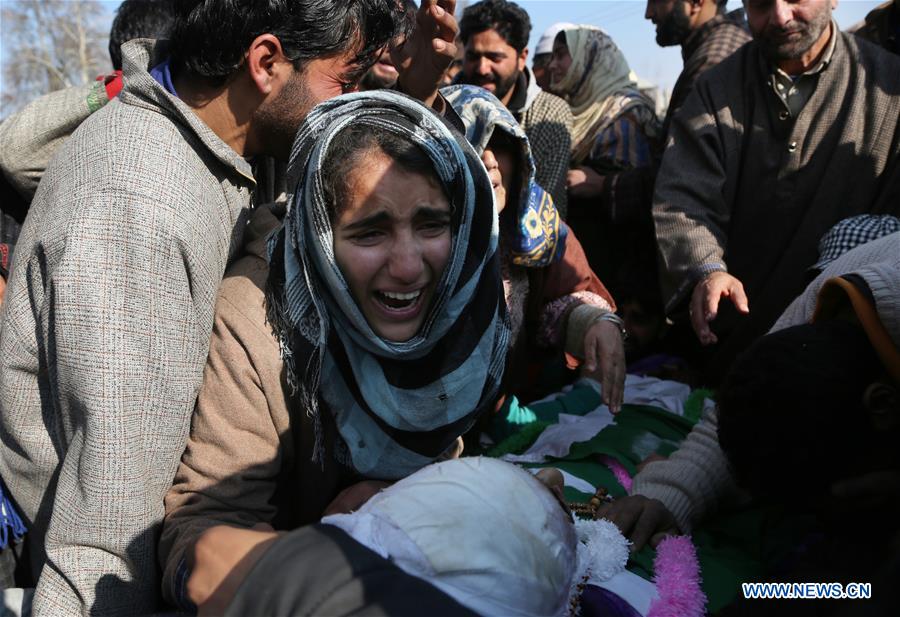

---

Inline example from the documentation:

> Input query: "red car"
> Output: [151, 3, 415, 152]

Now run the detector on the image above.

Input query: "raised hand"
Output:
[392, 0, 459, 106]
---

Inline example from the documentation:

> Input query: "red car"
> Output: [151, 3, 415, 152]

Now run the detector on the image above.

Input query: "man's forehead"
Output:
[467, 28, 517, 51]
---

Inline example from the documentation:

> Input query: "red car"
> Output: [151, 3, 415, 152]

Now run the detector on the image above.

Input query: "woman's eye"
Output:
[420, 221, 450, 236]
[341, 82, 358, 94]
[352, 230, 384, 244]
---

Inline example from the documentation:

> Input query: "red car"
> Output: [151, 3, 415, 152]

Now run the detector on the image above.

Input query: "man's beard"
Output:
[757, 6, 832, 63]
[460, 69, 519, 102]
[655, 1, 693, 47]
[360, 66, 398, 91]
[254, 70, 315, 161]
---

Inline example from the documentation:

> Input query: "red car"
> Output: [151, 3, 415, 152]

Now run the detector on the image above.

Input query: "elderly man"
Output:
[457, 0, 573, 215]
[0, 0, 457, 614]
[652, 0, 900, 381]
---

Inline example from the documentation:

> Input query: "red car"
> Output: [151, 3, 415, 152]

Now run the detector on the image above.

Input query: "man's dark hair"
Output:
[459, 0, 532, 52]
[716, 0, 729, 14]
[109, 0, 177, 71]
[169, 0, 407, 86]
[717, 320, 883, 502]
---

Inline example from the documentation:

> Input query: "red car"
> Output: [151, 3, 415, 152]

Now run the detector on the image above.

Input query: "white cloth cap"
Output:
[323, 457, 577, 616]
[536, 22, 576, 55]
[323, 457, 644, 616]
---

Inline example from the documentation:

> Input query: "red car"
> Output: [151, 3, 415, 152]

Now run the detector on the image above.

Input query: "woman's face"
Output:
[333, 150, 452, 342]
[548, 37, 572, 89]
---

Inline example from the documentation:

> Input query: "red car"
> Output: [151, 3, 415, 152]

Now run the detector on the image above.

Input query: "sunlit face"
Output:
[333, 150, 452, 342]
[645, 0, 693, 47]
[744, 0, 835, 63]
[360, 48, 399, 90]
[547, 36, 572, 90]
[253, 49, 366, 160]
[461, 29, 526, 104]
[532, 54, 552, 90]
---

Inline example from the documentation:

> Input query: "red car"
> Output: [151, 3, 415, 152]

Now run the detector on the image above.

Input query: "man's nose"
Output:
[644, 0, 654, 21]
[770, 0, 795, 28]
[477, 57, 493, 75]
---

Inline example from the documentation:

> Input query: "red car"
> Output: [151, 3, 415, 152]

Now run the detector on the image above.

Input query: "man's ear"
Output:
[518, 47, 528, 73]
[246, 34, 288, 95]
[865, 381, 900, 433]
[689, 0, 710, 17]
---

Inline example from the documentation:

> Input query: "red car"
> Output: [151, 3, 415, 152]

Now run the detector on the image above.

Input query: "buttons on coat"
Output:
[788, 142, 798, 153]
[779, 110, 790, 121]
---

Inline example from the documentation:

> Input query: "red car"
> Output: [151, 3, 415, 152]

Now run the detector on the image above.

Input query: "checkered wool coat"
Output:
[0, 39, 256, 615]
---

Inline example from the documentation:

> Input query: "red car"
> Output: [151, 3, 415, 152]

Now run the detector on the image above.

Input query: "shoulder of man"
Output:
[840, 28, 900, 83]
[531, 89, 573, 120]
[683, 40, 756, 109]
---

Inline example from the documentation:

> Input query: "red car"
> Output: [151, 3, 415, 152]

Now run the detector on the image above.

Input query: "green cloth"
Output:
[488, 384, 807, 612]
[489, 385, 603, 444]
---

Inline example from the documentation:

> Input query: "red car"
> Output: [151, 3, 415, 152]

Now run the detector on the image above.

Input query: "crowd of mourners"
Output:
[0, 0, 898, 615]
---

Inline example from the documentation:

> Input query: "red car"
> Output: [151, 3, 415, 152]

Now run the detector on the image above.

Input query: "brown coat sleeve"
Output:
[541, 228, 616, 310]
[158, 257, 292, 605]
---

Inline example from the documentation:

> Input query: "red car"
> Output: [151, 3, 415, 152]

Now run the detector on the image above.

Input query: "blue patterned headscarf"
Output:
[442, 84, 567, 268]
[266, 90, 510, 480]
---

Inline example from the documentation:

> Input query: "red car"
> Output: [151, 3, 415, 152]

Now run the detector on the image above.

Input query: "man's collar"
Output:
[681, 12, 728, 62]
[506, 70, 529, 115]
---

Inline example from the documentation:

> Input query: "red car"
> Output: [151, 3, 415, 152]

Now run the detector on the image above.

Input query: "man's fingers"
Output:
[629, 512, 657, 552]
[690, 286, 712, 343]
[650, 531, 675, 548]
[702, 280, 723, 322]
[727, 280, 750, 313]
[431, 1, 458, 42]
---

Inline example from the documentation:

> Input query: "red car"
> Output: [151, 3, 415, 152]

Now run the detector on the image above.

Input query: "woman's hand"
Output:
[567, 166, 605, 199]
[187, 523, 281, 615]
[581, 319, 625, 413]
[322, 480, 392, 516]
[482, 149, 507, 213]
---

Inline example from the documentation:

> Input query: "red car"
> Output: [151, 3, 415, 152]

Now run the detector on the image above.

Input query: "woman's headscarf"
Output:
[266, 90, 510, 480]
[552, 26, 658, 165]
[442, 84, 567, 268]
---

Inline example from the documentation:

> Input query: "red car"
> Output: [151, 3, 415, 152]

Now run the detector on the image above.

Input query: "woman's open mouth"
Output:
[373, 289, 425, 318]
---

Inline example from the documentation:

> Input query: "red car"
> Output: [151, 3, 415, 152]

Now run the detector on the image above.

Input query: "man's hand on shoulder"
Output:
[392, 0, 458, 107]
[690, 271, 749, 345]
[596, 495, 680, 552]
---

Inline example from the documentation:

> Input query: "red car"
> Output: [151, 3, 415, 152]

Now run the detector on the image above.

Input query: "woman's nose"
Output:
[387, 237, 425, 283]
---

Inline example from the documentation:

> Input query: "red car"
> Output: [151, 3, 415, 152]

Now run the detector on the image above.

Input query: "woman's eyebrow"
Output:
[342, 206, 450, 231]
[416, 206, 452, 220]
[342, 211, 391, 231]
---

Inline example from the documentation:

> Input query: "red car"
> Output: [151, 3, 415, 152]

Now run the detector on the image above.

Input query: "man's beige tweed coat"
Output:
[0, 39, 256, 615]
